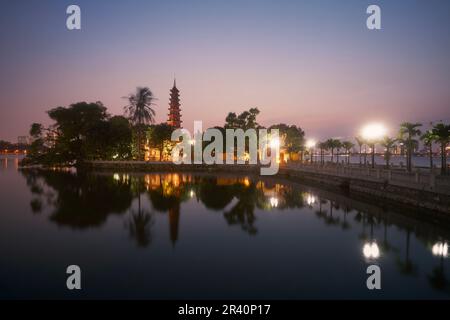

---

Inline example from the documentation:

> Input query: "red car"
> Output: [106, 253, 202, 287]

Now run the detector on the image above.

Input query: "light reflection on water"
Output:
[0, 156, 449, 299]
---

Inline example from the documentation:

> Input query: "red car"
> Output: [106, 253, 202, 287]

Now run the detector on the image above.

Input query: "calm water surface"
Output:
[1, 155, 449, 299]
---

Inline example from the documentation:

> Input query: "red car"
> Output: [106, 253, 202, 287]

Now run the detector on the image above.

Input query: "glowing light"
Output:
[269, 197, 279, 208]
[361, 123, 387, 141]
[306, 194, 316, 206]
[270, 137, 280, 149]
[113, 173, 120, 181]
[306, 139, 316, 149]
[363, 241, 380, 259]
[190, 190, 195, 198]
[432, 242, 448, 257]
[112, 153, 119, 159]
[189, 139, 195, 145]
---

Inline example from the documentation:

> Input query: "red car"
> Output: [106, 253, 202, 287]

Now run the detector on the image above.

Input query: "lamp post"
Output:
[362, 123, 387, 169]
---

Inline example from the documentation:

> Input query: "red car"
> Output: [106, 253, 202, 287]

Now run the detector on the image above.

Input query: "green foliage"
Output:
[399, 122, 422, 172]
[123, 87, 157, 160]
[47, 101, 109, 162]
[25, 102, 132, 165]
[325, 139, 342, 162]
[224, 108, 260, 130]
[147, 123, 175, 160]
[431, 122, 450, 174]
[431, 123, 450, 145]
[381, 137, 397, 168]
[342, 141, 355, 152]
[269, 124, 305, 153]
[104, 116, 133, 160]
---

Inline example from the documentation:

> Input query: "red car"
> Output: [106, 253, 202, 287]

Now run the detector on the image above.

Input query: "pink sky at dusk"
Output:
[1, 0, 449, 142]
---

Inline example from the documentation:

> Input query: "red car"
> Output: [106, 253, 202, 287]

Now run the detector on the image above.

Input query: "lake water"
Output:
[1, 155, 450, 299]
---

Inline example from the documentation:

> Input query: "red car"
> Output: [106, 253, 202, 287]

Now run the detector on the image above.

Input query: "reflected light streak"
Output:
[432, 242, 448, 258]
[363, 241, 380, 259]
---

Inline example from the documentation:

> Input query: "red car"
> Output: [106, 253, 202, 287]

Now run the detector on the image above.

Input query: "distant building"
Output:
[17, 136, 30, 145]
[167, 79, 182, 128]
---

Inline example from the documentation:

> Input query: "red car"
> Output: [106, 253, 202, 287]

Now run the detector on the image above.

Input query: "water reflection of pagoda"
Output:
[167, 79, 182, 128]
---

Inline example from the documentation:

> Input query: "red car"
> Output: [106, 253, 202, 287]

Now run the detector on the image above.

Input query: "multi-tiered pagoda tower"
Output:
[167, 79, 182, 128]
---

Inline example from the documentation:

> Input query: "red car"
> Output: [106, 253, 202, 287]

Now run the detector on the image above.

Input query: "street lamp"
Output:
[270, 137, 280, 149]
[361, 123, 387, 169]
[306, 139, 316, 164]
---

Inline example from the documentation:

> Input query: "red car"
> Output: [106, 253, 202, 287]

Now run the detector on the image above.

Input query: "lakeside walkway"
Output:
[284, 162, 450, 196]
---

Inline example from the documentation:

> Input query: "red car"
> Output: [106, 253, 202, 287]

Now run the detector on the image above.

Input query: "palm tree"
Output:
[326, 139, 341, 163]
[318, 142, 328, 165]
[421, 130, 436, 171]
[431, 123, 450, 175]
[342, 141, 355, 165]
[381, 137, 397, 169]
[399, 122, 422, 172]
[355, 136, 365, 166]
[124, 87, 157, 160]
[335, 140, 343, 164]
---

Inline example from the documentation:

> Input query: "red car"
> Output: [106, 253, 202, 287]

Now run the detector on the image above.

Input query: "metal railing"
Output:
[284, 162, 450, 195]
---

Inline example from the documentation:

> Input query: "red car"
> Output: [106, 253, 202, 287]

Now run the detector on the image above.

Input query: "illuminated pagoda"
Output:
[167, 79, 182, 128]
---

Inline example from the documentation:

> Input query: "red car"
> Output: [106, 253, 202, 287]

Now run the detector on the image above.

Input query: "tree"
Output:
[381, 137, 397, 169]
[124, 87, 157, 160]
[47, 101, 109, 163]
[355, 136, 365, 165]
[325, 139, 341, 163]
[147, 123, 174, 161]
[342, 141, 355, 165]
[269, 124, 305, 157]
[27, 123, 47, 163]
[399, 122, 422, 172]
[105, 116, 132, 160]
[421, 130, 436, 171]
[318, 142, 328, 165]
[224, 108, 260, 130]
[431, 123, 450, 175]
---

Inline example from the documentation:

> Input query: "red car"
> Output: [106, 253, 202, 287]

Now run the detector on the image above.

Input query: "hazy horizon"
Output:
[1, 0, 450, 142]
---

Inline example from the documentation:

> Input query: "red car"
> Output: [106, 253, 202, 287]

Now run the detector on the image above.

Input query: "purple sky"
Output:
[1, 0, 450, 142]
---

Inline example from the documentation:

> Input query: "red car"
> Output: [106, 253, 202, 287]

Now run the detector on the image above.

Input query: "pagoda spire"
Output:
[167, 79, 182, 128]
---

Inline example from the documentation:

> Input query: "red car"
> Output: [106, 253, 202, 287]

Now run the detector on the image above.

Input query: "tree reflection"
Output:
[428, 257, 449, 292]
[126, 181, 155, 248]
[198, 178, 235, 210]
[20, 169, 450, 295]
[127, 207, 154, 247]
[22, 169, 133, 228]
[396, 229, 418, 276]
[223, 182, 264, 235]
